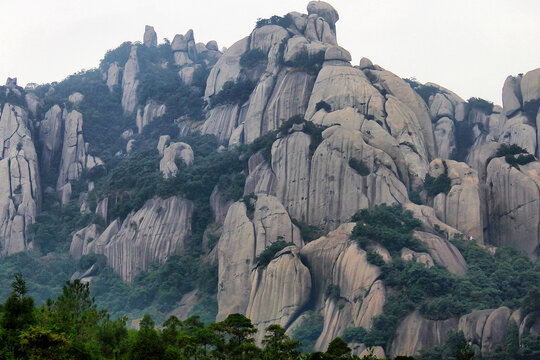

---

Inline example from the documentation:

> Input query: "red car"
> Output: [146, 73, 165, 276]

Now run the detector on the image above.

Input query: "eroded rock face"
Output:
[106, 62, 121, 91]
[390, 311, 459, 357]
[136, 101, 166, 133]
[56, 110, 103, 192]
[121, 46, 139, 114]
[143, 25, 157, 47]
[413, 231, 467, 276]
[217, 195, 302, 321]
[502, 75, 523, 117]
[521, 68, 540, 106]
[83, 196, 193, 281]
[486, 157, 540, 260]
[0, 104, 41, 256]
[429, 159, 483, 242]
[299, 223, 384, 351]
[39, 105, 63, 173]
[246, 246, 311, 342]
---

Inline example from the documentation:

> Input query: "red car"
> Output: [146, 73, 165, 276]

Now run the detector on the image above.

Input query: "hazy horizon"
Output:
[1, 0, 539, 105]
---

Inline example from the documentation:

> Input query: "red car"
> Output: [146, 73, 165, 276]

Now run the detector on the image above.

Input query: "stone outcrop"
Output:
[159, 142, 194, 178]
[0, 104, 40, 256]
[106, 62, 121, 91]
[205, 37, 248, 99]
[136, 101, 166, 133]
[429, 159, 483, 242]
[38, 105, 63, 173]
[56, 110, 103, 192]
[143, 25, 157, 47]
[246, 246, 311, 342]
[486, 157, 540, 260]
[217, 195, 302, 321]
[71, 196, 194, 281]
[121, 46, 139, 114]
[299, 223, 384, 351]
[413, 231, 467, 276]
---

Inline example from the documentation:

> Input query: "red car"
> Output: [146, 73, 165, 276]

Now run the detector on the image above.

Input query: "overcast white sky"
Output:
[1, 0, 539, 105]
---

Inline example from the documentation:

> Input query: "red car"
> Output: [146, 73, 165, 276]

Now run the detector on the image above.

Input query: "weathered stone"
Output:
[521, 68, 540, 105]
[414, 231, 467, 276]
[502, 75, 523, 117]
[205, 37, 249, 98]
[121, 46, 139, 114]
[106, 62, 121, 91]
[39, 105, 63, 173]
[136, 101, 166, 133]
[307, 1, 339, 27]
[160, 142, 194, 178]
[143, 25, 157, 47]
[68, 92, 84, 105]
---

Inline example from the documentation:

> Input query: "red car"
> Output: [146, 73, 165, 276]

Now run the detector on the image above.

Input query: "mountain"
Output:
[0, 1, 538, 358]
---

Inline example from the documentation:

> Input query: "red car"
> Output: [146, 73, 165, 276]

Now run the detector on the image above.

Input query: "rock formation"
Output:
[121, 46, 139, 114]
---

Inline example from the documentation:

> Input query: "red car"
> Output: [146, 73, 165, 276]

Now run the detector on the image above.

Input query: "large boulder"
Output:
[136, 101, 166, 133]
[160, 142, 194, 178]
[502, 75, 523, 117]
[306, 1, 339, 27]
[521, 68, 540, 106]
[205, 37, 249, 98]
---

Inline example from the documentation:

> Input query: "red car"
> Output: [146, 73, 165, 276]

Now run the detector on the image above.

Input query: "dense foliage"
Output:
[403, 78, 439, 104]
[255, 14, 292, 28]
[283, 49, 325, 75]
[292, 219, 323, 243]
[490, 144, 536, 168]
[240, 49, 267, 69]
[349, 158, 370, 176]
[423, 168, 452, 198]
[255, 241, 294, 267]
[468, 97, 494, 114]
[209, 79, 255, 108]
[0, 274, 427, 359]
[316, 100, 332, 112]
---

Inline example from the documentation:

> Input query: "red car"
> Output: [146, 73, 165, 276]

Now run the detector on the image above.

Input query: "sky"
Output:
[1, 0, 539, 105]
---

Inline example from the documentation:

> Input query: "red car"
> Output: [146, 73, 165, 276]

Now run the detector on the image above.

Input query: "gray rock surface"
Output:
[159, 142, 194, 178]
[143, 25, 157, 47]
[121, 46, 139, 114]
[39, 105, 63, 173]
[136, 101, 166, 133]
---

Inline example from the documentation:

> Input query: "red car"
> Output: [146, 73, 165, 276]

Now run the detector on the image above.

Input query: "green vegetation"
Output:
[255, 14, 292, 28]
[423, 166, 452, 197]
[325, 284, 341, 302]
[99, 41, 132, 71]
[468, 97, 494, 114]
[0, 86, 26, 109]
[316, 100, 332, 112]
[291, 311, 324, 353]
[344, 204, 540, 350]
[349, 158, 370, 176]
[403, 78, 439, 104]
[366, 250, 385, 267]
[409, 190, 423, 205]
[489, 144, 536, 168]
[1, 273, 400, 359]
[283, 49, 325, 75]
[417, 330, 475, 360]
[351, 204, 424, 254]
[209, 79, 255, 108]
[255, 241, 293, 267]
[240, 48, 267, 68]
[292, 219, 323, 243]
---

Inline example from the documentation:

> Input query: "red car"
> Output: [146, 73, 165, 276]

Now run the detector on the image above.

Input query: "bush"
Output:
[351, 204, 423, 253]
[424, 170, 451, 198]
[283, 49, 325, 75]
[409, 191, 423, 205]
[255, 14, 292, 29]
[255, 241, 293, 267]
[291, 219, 322, 243]
[366, 250, 385, 267]
[99, 41, 132, 71]
[240, 49, 267, 68]
[209, 80, 255, 108]
[325, 284, 341, 301]
[491, 144, 536, 168]
[315, 101, 331, 112]
[403, 78, 439, 104]
[291, 311, 324, 353]
[468, 97, 494, 113]
[349, 158, 370, 176]
[495, 143, 528, 157]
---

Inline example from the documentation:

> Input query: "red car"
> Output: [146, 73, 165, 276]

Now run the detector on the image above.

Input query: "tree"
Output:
[210, 313, 260, 359]
[262, 324, 301, 359]
[0, 273, 36, 358]
[129, 315, 165, 360]
[325, 337, 353, 359]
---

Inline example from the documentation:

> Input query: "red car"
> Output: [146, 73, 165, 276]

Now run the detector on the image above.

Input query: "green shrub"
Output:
[255, 14, 292, 29]
[255, 241, 293, 267]
[241, 193, 258, 219]
[240, 49, 267, 68]
[417, 330, 475, 360]
[216, 172, 246, 202]
[409, 190, 423, 205]
[349, 158, 370, 176]
[209, 80, 255, 108]
[495, 143, 528, 157]
[325, 284, 341, 301]
[291, 311, 324, 353]
[278, 114, 305, 136]
[403, 78, 439, 104]
[191, 65, 210, 89]
[315, 101, 331, 112]
[351, 204, 423, 253]
[291, 219, 322, 243]
[424, 168, 452, 197]
[99, 41, 132, 71]
[491, 144, 536, 168]
[366, 250, 385, 267]
[468, 97, 494, 113]
[341, 327, 368, 344]
[283, 49, 325, 75]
